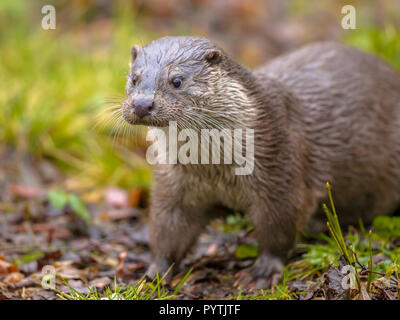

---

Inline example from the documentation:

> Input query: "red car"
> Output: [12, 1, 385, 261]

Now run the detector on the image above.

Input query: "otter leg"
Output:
[146, 201, 210, 282]
[235, 203, 298, 290]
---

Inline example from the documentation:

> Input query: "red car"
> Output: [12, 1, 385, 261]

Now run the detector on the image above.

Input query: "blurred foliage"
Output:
[0, 0, 398, 192]
[235, 244, 259, 259]
[222, 213, 253, 234]
[344, 25, 400, 69]
[0, 0, 154, 190]
[48, 188, 92, 224]
[373, 216, 400, 239]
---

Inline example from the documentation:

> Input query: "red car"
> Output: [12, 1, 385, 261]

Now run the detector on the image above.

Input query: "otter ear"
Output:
[204, 49, 222, 64]
[130, 45, 140, 64]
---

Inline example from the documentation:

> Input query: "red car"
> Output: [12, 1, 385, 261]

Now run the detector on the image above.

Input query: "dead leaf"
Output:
[357, 283, 371, 300]
[323, 265, 351, 300]
[53, 261, 82, 280]
[116, 251, 127, 277]
[10, 184, 44, 199]
[89, 277, 112, 289]
[128, 187, 146, 207]
[104, 188, 129, 208]
[0, 259, 18, 274]
[8, 277, 39, 289]
[66, 279, 90, 295]
[0, 290, 19, 300]
[99, 208, 140, 222]
[4, 272, 25, 284]
[288, 280, 322, 300]
[205, 243, 218, 256]
[126, 262, 146, 273]
[82, 189, 103, 203]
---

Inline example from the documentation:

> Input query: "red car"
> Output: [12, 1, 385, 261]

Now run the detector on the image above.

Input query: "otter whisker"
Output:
[93, 108, 122, 132]
[186, 110, 225, 131]
[92, 116, 119, 136]
[111, 116, 126, 148]
[190, 106, 240, 124]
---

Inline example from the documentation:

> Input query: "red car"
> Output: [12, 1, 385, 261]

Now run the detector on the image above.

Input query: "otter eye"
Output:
[131, 75, 138, 86]
[171, 77, 182, 88]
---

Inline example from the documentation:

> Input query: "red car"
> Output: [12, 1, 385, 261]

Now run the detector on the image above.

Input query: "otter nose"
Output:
[132, 96, 154, 118]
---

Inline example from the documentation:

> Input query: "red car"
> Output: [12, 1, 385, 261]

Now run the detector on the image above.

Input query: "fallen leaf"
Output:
[89, 277, 112, 289]
[323, 265, 351, 300]
[0, 290, 19, 300]
[205, 243, 218, 256]
[126, 262, 146, 273]
[99, 208, 140, 222]
[128, 187, 146, 207]
[8, 277, 39, 289]
[357, 283, 372, 300]
[10, 184, 44, 199]
[4, 272, 25, 284]
[66, 279, 90, 295]
[0, 260, 18, 274]
[53, 261, 82, 280]
[116, 251, 127, 277]
[105, 188, 129, 208]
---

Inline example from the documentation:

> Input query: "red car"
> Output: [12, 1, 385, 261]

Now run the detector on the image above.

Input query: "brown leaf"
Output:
[4, 272, 25, 284]
[0, 260, 18, 274]
[53, 261, 82, 280]
[357, 283, 372, 300]
[66, 280, 90, 295]
[0, 290, 19, 300]
[116, 251, 127, 277]
[99, 208, 140, 222]
[8, 276, 39, 289]
[126, 262, 146, 273]
[89, 277, 112, 289]
[289, 280, 322, 300]
[128, 187, 146, 208]
[205, 243, 218, 256]
[9, 184, 44, 199]
[323, 265, 351, 300]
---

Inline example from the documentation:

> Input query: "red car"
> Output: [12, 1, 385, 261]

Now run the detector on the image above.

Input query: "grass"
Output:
[237, 183, 400, 300]
[235, 269, 302, 300]
[58, 267, 193, 300]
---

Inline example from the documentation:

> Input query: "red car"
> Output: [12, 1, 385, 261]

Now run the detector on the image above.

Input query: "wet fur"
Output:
[122, 37, 400, 285]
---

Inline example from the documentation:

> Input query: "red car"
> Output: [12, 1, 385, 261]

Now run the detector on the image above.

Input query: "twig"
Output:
[372, 282, 393, 300]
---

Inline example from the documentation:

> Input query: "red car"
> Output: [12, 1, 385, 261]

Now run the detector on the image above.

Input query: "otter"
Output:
[121, 36, 400, 288]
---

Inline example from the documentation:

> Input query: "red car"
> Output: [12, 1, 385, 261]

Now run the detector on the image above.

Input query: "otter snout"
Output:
[131, 94, 154, 118]
[122, 93, 155, 124]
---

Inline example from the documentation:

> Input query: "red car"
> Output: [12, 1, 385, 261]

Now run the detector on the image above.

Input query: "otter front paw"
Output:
[234, 254, 284, 291]
[145, 258, 175, 283]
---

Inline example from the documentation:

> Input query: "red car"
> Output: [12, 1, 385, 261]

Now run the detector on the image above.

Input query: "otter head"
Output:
[122, 36, 228, 128]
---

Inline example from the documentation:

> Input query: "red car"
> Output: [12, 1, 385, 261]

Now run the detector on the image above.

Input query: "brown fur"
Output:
[121, 37, 400, 286]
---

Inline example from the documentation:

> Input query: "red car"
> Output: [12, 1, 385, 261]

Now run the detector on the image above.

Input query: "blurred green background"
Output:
[0, 0, 399, 193]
